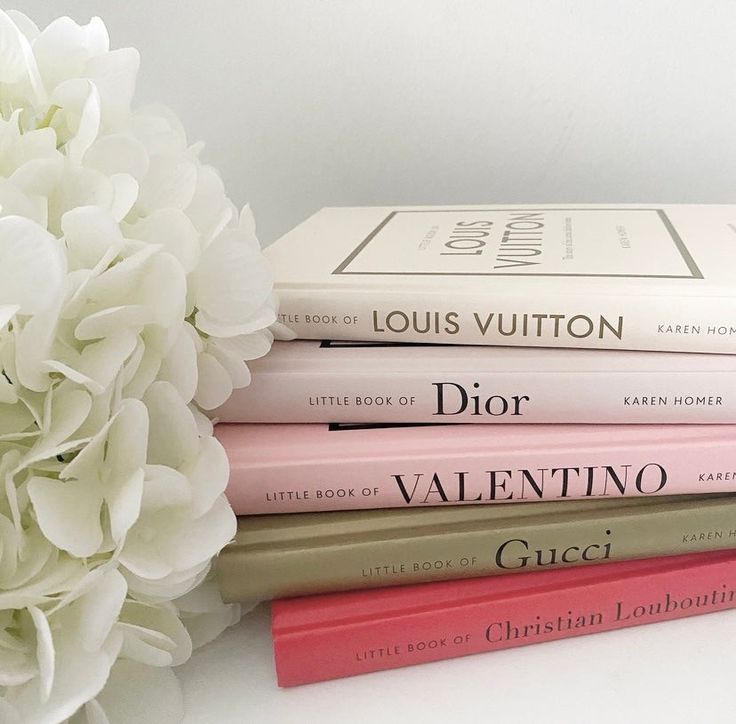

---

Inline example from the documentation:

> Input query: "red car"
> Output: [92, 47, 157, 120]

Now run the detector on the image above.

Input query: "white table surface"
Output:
[178, 603, 736, 724]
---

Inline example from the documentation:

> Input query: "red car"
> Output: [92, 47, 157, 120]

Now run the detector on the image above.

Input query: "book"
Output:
[217, 422, 736, 514]
[215, 493, 736, 601]
[266, 204, 736, 353]
[215, 340, 736, 424]
[271, 550, 736, 686]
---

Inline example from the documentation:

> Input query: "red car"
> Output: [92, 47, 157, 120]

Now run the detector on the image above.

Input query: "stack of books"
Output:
[213, 204, 736, 687]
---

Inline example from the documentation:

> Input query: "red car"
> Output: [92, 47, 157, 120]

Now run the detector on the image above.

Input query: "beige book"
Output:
[217, 493, 736, 601]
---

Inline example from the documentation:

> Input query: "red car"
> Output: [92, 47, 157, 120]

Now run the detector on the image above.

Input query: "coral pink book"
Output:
[272, 550, 736, 686]
[216, 422, 736, 514]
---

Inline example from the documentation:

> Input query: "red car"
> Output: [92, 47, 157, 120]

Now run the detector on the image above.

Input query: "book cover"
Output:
[217, 422, 736, 514]
[215, 340, 736, 424]
[267, 204, 736, 353]
[215, 493, 736, 601]
[272, 550, 736, 686]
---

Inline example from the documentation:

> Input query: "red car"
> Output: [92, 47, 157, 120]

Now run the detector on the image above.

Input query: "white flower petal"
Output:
[129, 103, 187, 155]
[123, 207, 200, 273]
[0, 116, 56, 174]
[33, 15, 109, 91]
[123, 560, 210, 601]
[0, 374, 19, 405]
[118, 533, 174, 581]
[46, 330, 138, 396]
[46, 163, 115, 236]
[14, 301, 63, 392]
[62, 205, 124, 271]
[8, 612, 119, 724]
[0, 9, 42, 96]
[270, 318, 297, 341]
[77, 569, 127, 652]
[42, 359, 99, 393]
[48, 386, 92, 442]
[109, 172, 139, 221]
[160, 495, 235, 572]
[107, 468, 144, 543]
[74, 306, 149, 341]
[217, 328, 274, 361]
[136, 153, 197, 214]
[85, 251, 186, 331]
[185, 164, 232, 243]
[182, 601, 242, 651]
[189, 404, 214, 436]
[84, 133, 149, 181]
[0, 521, 51, 591]
[119, 601, 192, 666]
[9, 155, 63, 202]
[207, 339, 251, 389]
[179, 435, 229, 517]
[238, 204, 258, 238]
[28, 606, 54, 700]
[6, 10, 39, 42]
[0, 178, 47, 225]
[174, 576, 226, 615]
[75, 330, 139, 391]
[120, 333, 163, 399]
[45, 561, 116, 616]
[118, 624, 176, 667]
[194, 351, 232, 410]
[82, 243, 158, 302]
[61, 403, 111, 479]
[141, 465, 191, 512]
[27, 477, 103, 557]
[0, 215, 66, 314]
[0, 303, 19, 330]
[143, 382, 198, 468]
[190, 233, 273, 325]
[177, 578, 241, 650]
[0, 653, 36, 687]
[85, 47, 140, 127]
[156, 322, 199, 403]
[195, 303, 277, 338]
[106, 398, 148, 473]
[66, 81, 102, 162]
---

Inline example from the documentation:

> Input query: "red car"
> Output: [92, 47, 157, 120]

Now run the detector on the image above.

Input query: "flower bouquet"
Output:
[0, 10, 277, 722]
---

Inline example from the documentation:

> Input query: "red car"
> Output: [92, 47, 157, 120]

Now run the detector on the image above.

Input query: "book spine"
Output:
[217, 497, 736, 600]
[276, 287, 736, 353]
[272, 556, 736, 686]
[220, 369, 736, 424]
[226, 433, 736, 514]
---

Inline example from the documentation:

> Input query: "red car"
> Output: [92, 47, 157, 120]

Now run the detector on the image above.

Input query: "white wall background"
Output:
[13, 1, 736, 245]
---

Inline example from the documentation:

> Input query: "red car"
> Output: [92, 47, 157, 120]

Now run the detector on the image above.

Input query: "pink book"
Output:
[217, 422, 736, 514]
[214, 340, 736, 424]
[272, 550, 736, 686]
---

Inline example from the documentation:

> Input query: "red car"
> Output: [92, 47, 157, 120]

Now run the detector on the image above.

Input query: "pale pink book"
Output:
[272, 550, 736, 686]
[214, 340, 736, 424]
[216, 422, 736, 514]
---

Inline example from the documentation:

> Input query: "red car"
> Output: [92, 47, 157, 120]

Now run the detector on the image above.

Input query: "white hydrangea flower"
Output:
[0, 10, 275, 722]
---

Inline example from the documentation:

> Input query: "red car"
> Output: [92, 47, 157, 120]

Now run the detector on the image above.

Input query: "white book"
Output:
[266, 204, 736, 352]
[215, 340, 736, 424]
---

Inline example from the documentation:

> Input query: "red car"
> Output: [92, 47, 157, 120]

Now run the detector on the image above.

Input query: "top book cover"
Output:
[266, 204, 736, 352]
